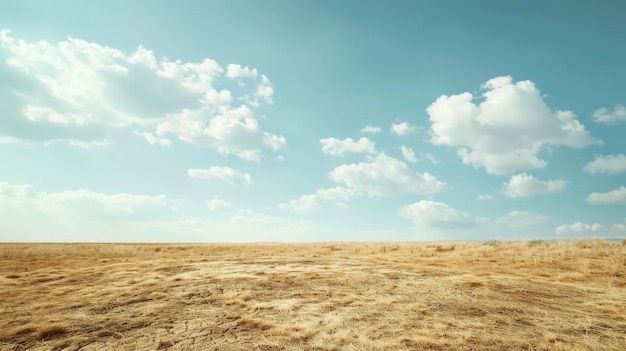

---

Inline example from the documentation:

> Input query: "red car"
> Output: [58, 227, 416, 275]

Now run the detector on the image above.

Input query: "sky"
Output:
[1, 0, 625, 242]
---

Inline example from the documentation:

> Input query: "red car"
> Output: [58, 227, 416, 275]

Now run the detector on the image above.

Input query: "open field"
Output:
[0, 240, 625, 350]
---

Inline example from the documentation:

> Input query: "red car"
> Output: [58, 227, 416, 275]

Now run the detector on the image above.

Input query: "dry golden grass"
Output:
[0, 240, 624, 350]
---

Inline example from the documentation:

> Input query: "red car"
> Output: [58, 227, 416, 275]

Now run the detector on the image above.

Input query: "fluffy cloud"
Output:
[320, 137, 376, 155]
[502, 173, 567, 198]
[390, 122, 416, 136]
[593, 105, 626, 125]
[225, 64, 258, 79]
[187, 166, 252, 186]
[0, 30, 284, 159]
[361, 125, 382, 134]
[583, 154, 626, 175]
[253, 75, 274, 105]
[586, 186, 626, 205]
[400, 145, 418, 163]
[279, 187, 354, 213]
[283, 154, 446, 212]
[556, 221, 626, 238]
[157, 105, 285, 161]
[427, 76, 598, 174]
[329, 153, 446, 197]
[399, 200, 485, 229]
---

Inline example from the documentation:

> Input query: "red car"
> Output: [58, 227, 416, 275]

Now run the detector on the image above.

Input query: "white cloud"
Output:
[0, 30, 283, 159]
[279, 187, 354, 213]
[135, 131, 171, 146]
[592, 105, 626, 125]
[586, 186, 626, 205]
[390, 122, 416, 136]
[556, 220, 626, 238]
[583, 154, 626, 175]
[187, 166, 252, 186]
[206, 196, 231, 211]
[254, 75, 274, 105]
[361, 125, 382, 134]
[0, 182, 175, 218]
[156, 105, 285, 161]
[225, 64, 258, 79]
[399, 200, 485, 229]
[495, 210, 549, 228]
[426, 76, 598, 174]
[400, 145, 418, 163]
[329, 153, 446, 197]
[320, 137, 376, 155]
[502, 173, 567, 198]
[477, 195, 493, 200]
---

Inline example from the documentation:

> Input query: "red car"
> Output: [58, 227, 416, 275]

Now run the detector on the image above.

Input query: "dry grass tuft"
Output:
[0, 240, 624, 350]
[156, 339, 175, 349]
[434, 243, 456, 252]
[37, 324, 68, 340]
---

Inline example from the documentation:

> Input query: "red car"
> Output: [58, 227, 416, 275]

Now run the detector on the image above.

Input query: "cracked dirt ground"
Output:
[1, 240, 625, 350]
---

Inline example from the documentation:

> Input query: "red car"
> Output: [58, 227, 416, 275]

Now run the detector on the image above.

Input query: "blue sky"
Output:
[1, 1, 625, 242]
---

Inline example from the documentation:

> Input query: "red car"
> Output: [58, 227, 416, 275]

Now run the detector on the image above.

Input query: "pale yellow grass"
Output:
[0, 240, 624, 350]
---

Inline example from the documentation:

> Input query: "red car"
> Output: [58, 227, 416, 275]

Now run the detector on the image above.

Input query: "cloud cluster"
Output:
[0, 30, 284, 160]
[502, 173, 567, 198]
[399, 201, 548, 238]
[426, 76, 598, 174]
[281, 153, 446, 212]
[320, 137, 376, 155]
[399, 200, 485, 229]
[556, 221, 626, 238]
[329, 153, 446, 198]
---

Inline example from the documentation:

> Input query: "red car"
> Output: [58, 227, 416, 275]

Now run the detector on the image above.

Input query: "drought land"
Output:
[0, 240, 625, 350]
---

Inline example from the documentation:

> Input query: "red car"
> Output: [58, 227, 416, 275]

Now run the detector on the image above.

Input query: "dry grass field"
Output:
[0, 240, 625, 350]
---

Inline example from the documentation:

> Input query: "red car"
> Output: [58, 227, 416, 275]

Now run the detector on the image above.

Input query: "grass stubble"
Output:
[0, 240, 624, 350]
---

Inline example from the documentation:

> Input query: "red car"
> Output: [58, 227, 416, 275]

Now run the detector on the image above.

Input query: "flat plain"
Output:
[1, 240, 625, 350]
